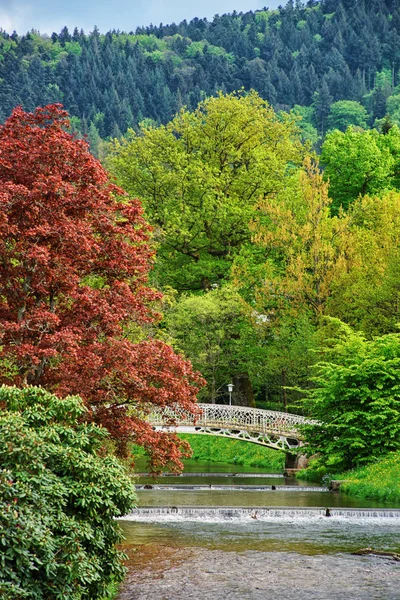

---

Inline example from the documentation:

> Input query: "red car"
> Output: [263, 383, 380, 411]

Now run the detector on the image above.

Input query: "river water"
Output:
[117, 459, 400, 600]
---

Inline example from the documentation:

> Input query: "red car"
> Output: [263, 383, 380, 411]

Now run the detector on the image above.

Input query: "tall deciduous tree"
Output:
[0, 104, 203, 472]
[252, 157, 353, 318]
[107, 91, 304, 292]
[326, 100, 369, 132]
[321, 127, 394, 211]
[327, 191, 400, 336]
[166, 286, 266, 406]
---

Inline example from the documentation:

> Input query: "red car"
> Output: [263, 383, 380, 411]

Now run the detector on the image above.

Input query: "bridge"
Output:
[148, 403, 313, 452]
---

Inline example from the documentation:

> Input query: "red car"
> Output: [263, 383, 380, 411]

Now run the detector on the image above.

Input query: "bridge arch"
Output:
[148, 403, 313, 453]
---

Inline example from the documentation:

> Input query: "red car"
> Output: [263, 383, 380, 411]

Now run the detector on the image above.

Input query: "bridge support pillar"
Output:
[284, 453, 308, 476]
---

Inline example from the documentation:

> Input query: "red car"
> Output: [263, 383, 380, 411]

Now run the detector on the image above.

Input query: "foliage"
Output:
[326, 100, 369, 132]
[252, 157, 353, 318]
[255, 313, 318, 412]
[166, 286, 266, 404]
[386, 94, 400, 126]
[0, 104, 203, 472]
[326, 191, 400, 336]
[295, 463, 331, 484]
[179, 434, 284, 471]
[108, 91, 307, 407]
[321, 125, 400, 211]
[301, 320, 400, 471]
[340, 452, 400, 503]
[321, 127, 394, 211]
[1, 2, 400, 138]
[0, 385, 136, 600]
[107, 90, 304, 291]
[231, 157, 353, 409]
[290, 105, 319, 146]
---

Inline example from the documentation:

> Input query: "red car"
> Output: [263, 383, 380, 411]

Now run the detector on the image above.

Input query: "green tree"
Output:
[301, 320, 400, 471]
[166, 286, 266, 406]
[312, 80, 332, 136]
[290, 104, 319, 146]
[379, 124, 400, 189]
[87, 120, 102, 158]
[0, 386, 136, 600]
[261, 313, 317, 412]
[326, 100, 369, 132]
[386, 94, 400, 125]
[321, 127, 394, 211]
[326, 191, 400, 336]
[107, 91, 304, 291]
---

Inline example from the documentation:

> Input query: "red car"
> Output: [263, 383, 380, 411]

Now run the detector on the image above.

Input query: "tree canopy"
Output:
[166, 286, 266, 405]
[108, 91, 304, 291]
[1, 1, 400, 143]
[321, 127, 395, 210]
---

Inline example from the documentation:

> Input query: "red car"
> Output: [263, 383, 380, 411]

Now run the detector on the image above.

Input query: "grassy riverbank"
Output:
[299, 452, 400, 503]
[339, 452, 400, 503]
[179, 434, 285, 471]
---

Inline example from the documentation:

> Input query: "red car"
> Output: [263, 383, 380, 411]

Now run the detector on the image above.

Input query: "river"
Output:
[117, 459, 400, 600]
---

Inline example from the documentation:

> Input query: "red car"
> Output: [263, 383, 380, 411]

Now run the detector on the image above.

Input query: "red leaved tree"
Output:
[0, 104, 203, 472]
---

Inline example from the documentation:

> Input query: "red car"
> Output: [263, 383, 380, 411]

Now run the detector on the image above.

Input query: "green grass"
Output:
[298, 452, 400, 502]
[179, 434, 285, 471]
[339, 452, 400, 503]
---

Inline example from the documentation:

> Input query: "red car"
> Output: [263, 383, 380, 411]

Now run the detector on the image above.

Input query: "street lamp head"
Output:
[227, 383, 234, 393]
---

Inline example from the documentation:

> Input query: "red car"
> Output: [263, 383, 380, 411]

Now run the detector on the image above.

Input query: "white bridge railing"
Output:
[148, 403, 313, 451]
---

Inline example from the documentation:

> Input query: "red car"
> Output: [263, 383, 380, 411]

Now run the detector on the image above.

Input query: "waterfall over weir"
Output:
[135, 485, 328, 491]
[124, 506, 400, 522]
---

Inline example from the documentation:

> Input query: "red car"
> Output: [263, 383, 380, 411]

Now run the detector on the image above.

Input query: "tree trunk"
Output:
[232, 372, 256, 407]
[281, 368, 287, 412]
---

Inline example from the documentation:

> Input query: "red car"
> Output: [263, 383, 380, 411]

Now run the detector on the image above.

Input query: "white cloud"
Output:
[0, 3, 34, 33]
[0, 0, 284, 35]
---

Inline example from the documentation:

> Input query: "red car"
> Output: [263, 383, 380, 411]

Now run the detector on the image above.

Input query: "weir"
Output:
[121, 457, 400, 599]
[135, 484, 329, 491]
[136, 472, 284, 478]
[124, 506, 400, 521]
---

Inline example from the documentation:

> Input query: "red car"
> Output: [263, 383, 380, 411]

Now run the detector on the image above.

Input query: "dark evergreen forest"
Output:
[1, 0, 400, 145]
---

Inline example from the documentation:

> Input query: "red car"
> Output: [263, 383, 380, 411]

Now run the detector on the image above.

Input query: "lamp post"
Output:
[227, 383, 234, 406]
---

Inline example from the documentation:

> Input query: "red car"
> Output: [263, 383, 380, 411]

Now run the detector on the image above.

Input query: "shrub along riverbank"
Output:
[179, 434, 285, 471]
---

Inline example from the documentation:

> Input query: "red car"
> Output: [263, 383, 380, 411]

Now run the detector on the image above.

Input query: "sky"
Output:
[0, 0, 284, 36]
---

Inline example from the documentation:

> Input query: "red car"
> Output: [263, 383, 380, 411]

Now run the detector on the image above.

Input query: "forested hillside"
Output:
[1, 0, 400, 144]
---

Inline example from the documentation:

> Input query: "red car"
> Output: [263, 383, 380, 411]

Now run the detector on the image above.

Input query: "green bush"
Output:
[301, 322, 400, 471]
[296, 464, 331, 483]
[179, 434, 284, 471]
[0, 386, 136, 600]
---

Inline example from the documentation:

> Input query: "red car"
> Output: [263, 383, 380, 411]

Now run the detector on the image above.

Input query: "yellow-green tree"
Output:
[249, 157, 353, 319]
[107, 91, 304, 291]
[327, 191, 400, 336]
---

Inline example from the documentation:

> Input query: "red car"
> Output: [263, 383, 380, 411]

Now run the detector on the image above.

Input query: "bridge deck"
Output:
[148, 403, 313, 451]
